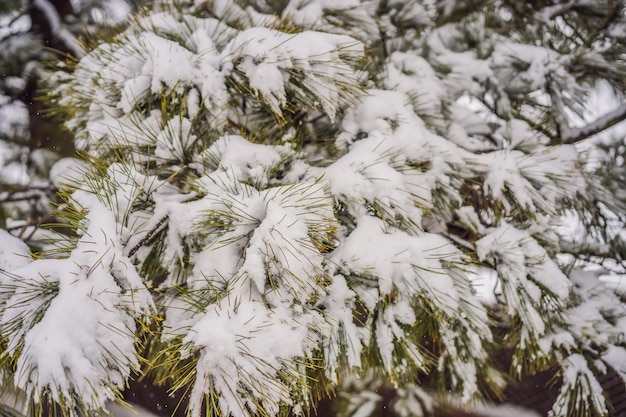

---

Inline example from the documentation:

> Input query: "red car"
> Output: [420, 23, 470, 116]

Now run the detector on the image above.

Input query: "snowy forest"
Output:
[1, 1, 626, 417]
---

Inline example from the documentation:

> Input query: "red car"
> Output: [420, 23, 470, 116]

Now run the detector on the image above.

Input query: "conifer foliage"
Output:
[1, 1, 626, 417]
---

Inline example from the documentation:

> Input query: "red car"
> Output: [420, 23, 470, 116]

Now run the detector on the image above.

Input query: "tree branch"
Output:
[562, 101, 626, 144]
[0, 187, 53, 203]
[559, 239, 613, 258]
[5, 214, 55, 239]
[128, 215, 169, 257]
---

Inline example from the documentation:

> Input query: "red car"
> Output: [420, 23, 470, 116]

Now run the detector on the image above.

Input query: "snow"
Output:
[49, 157, 89, 189]
[470, 144, 586, 216]
[77, 0, 132, 25]
[476, 223, 572, 336]
[330, 213, 490, 395]
[565, 270, 626, 351]
[333, 215, 462, 313]
[58, 9, 364, 158]
[474, 403, 540, 417]
[157, 179, 338, 416]
[282, 0, 360, 27]
[551, 353, 607, 416]
[223, 27, 363, 120]
[202, 135, 293, 187]
[394, 384, 434, 417]
[147, 33, 198, 95]
[345, 391, 381, 417]
[0, 193, 153, 410]
[491, 42, 557, 94]
[0, 230, 32, 271]
[0, 99, 30, 186]
[426, 25, 493, 98]
[282, 0, 378, 40]
[328, 89, 468, 229]
[320, 274, 365, 382]
[0, 99, 28, 141]
[0, 161, 29, 186]
[118, 30, 229, 118]
[183, 299, 318, 417]
[602, 345, 626, 378]
[155, 116, 197, 161]
[383, 51, 447, 122]
[480, 150, 534, 212]
[505, 118, 547, 150]
[563, 101, 626, 144]
[467, 266, 500, 306]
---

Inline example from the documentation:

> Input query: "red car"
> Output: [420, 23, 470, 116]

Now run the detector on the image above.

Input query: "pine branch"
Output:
[562, 101, 626, 144]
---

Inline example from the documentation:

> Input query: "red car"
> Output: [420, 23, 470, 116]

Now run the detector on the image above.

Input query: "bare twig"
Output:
[0, 193, 42, 203]
[443, 232, 475, 253]
[0, 186, 55, 204]
[128, 215, 169, 258]
[5, 214, 55, 239]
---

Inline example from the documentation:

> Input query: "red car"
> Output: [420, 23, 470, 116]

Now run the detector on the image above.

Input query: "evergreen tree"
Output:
[1, 1, 626, 417]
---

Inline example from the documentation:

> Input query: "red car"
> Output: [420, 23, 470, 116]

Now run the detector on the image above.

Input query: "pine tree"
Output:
[1, 1, 626, 417]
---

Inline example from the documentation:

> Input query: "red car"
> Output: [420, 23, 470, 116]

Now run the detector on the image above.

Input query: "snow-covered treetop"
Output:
[2, 1, 626, 417]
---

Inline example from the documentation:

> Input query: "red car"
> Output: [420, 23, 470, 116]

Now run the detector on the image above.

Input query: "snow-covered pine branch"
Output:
[0, 193, 153, 414]
[1, 1, 626, 417]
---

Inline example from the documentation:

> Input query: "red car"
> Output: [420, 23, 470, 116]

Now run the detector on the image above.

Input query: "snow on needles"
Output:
[158, 179, 336, 417]
[223, 27, 363, 120]
[55, 11, 363, 157]
[183, 299, 320, 417]
[0, 193, 153, 410]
